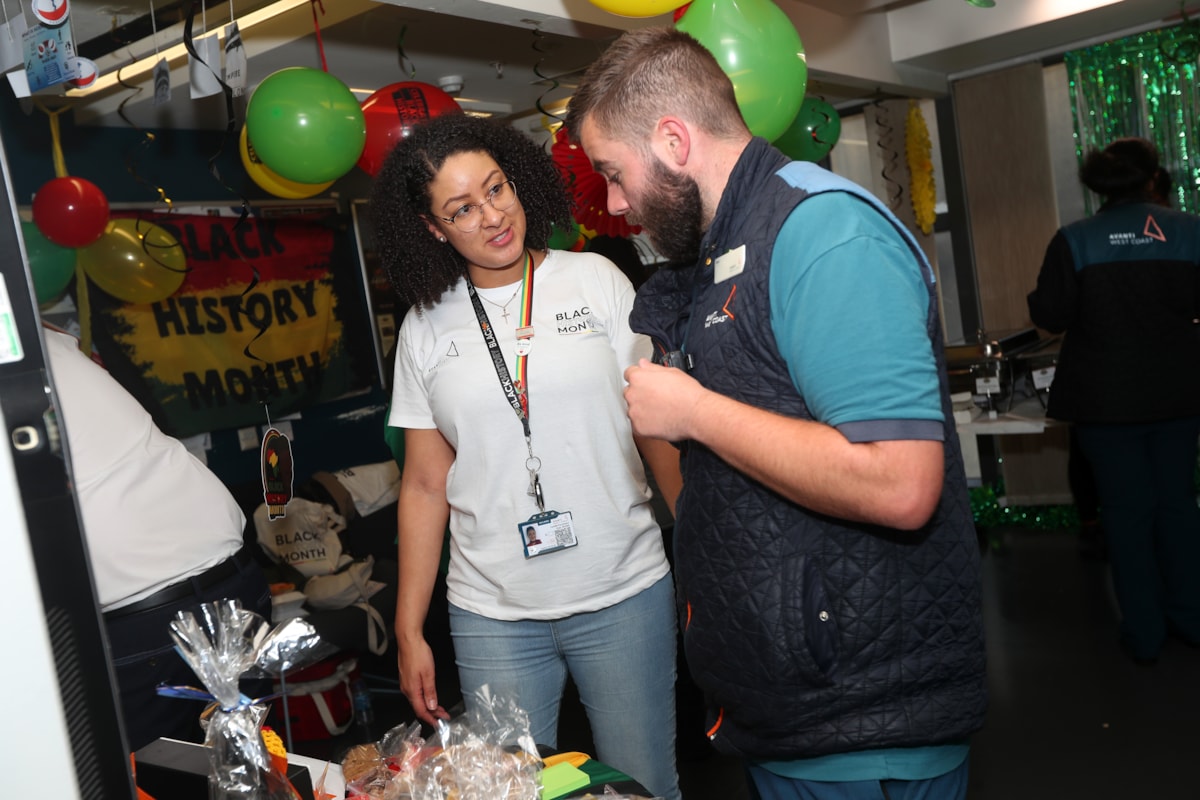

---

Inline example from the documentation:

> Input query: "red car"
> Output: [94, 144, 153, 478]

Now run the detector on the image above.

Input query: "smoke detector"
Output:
[437, 75, 464, 96]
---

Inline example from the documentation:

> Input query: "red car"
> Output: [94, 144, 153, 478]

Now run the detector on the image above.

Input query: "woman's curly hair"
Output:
[369, 114, 573, 308]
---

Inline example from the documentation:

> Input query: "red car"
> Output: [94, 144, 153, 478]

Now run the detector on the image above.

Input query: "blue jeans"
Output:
[747, 756, 969, 800]
[449, 574, 681, 800]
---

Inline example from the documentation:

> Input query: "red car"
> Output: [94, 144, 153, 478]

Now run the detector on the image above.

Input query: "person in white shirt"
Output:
[43, 326, 270, 751]
[371, 113, 682, 800]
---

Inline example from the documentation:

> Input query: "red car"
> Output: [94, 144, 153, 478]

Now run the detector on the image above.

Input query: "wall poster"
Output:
[85, 204, 379, 438]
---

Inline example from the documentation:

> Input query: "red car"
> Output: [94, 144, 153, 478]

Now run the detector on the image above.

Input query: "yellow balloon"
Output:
[586, 0, 685, 17]
[79, 218, 187, 305]
[239, 126, 334, 200]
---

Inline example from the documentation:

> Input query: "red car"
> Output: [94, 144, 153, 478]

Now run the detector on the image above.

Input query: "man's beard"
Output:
[630, 157, 704, 266]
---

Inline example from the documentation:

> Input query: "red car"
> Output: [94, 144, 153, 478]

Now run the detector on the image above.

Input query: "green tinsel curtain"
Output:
[1065, 21, 1200, 215]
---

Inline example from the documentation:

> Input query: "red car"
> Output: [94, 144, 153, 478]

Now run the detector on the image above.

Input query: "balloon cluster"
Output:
[242, 68, 464, 197]
[27, 176, 186, 307]
[22, 221, 75, 306]
[775, 97, 842, 162]
[588, 0, 843, 159]
[77, 218, 187, 305]
[244, 67, 366, 193]
[357, 81, 463, 177]
[675, 0, 808, 142]
[586, 0, 687, 14]
[31, 176, 109, 249]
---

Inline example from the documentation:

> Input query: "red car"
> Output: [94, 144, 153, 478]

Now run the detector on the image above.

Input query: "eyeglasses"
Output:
[435, 180, 518, 233]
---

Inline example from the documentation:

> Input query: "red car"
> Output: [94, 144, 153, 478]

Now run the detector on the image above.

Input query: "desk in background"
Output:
[955, 395, 1072, 507]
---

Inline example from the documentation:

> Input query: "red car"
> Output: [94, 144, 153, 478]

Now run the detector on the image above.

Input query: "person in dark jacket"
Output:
[566, 27, 986, 800]
[1028, 137, 1200, 665]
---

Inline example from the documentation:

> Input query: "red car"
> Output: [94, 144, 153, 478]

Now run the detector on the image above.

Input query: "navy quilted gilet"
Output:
[630, 138, 987, 760]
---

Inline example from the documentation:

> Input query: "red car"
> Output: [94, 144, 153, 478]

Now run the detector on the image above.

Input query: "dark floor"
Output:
[290, 528, 1200, 799]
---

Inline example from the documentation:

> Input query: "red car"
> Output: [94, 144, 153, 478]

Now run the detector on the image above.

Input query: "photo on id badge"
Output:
[520, 510, 577, 558]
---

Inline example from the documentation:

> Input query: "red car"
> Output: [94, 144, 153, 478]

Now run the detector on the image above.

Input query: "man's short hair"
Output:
[566, 27, 747, 146]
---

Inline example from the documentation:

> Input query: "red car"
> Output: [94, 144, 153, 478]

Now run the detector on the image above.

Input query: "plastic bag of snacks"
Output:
[344, 686, 542, 800]
[168, 599, 324, 799]
[341, 720, 430, 799]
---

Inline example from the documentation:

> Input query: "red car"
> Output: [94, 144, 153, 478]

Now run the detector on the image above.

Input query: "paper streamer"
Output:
[182, 3, 270, 365]
[530, 23, 563, 123]
[394, 24, 416, 79]
[872, 100, 904, 214]
[116, 58, 174, 209]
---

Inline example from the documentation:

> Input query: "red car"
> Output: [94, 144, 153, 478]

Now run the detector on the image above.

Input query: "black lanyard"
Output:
[464, 251, 544, 510]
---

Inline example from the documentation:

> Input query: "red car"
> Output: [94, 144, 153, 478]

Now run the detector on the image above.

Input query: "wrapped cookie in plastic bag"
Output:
[346, 686, 543, 800]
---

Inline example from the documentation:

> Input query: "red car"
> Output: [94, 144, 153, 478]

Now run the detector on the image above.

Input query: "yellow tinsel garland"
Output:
[905, 100, 936, 236]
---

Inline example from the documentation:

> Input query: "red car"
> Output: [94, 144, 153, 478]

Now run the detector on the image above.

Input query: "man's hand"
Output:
[625, 357, 944, 530]
[623, 358, 709, 442]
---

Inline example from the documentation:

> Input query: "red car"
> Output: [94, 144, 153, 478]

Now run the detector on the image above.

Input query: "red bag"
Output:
[270, 654, 359, 741]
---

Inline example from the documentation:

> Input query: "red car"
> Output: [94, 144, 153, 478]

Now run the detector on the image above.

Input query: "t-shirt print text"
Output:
[555, 306, 594, 334]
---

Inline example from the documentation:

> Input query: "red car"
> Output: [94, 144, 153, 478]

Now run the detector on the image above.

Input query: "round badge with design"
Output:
[32, 0, 70, 26]
[67, 57, 98, 89]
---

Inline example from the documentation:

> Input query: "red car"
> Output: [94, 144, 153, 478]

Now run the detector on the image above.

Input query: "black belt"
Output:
[105, 548, 255, 620]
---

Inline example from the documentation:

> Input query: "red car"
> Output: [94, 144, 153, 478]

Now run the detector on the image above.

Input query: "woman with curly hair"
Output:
[372, 113, 682, 800]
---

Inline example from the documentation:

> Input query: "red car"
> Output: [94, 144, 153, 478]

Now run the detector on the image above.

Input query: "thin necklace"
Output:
[478, 285, 520, 323]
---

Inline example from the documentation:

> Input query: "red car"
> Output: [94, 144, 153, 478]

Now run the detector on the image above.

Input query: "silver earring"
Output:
[439, 236, 447, 243]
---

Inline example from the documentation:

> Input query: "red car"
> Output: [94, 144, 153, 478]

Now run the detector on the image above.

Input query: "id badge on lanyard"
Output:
[466, 252, 578, 559]
[520, 510, 578, 558]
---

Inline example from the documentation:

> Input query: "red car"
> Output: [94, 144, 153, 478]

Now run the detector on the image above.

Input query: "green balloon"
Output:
[676, 0, 807, 142]
[22, 221, 76, 305]
[774, 97, 842, 162]
[547, 221, 583, 251]
[245, 67, 366, 184]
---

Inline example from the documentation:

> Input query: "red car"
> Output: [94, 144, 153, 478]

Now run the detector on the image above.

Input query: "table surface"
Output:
[956, 394, 1054, 436]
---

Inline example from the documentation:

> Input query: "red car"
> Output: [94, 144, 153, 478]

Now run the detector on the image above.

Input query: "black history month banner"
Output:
[89, 211, 374, 438]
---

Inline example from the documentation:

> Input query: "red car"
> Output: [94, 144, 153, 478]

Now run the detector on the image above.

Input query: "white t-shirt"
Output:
[43, 328, 244, 612]
[388, 249, 669, 620]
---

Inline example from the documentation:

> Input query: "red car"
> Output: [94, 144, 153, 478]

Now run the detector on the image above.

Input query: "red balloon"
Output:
[674, 2, 691, 21]
[32, 176, 110, 248]
[357, 82, 463, 177]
